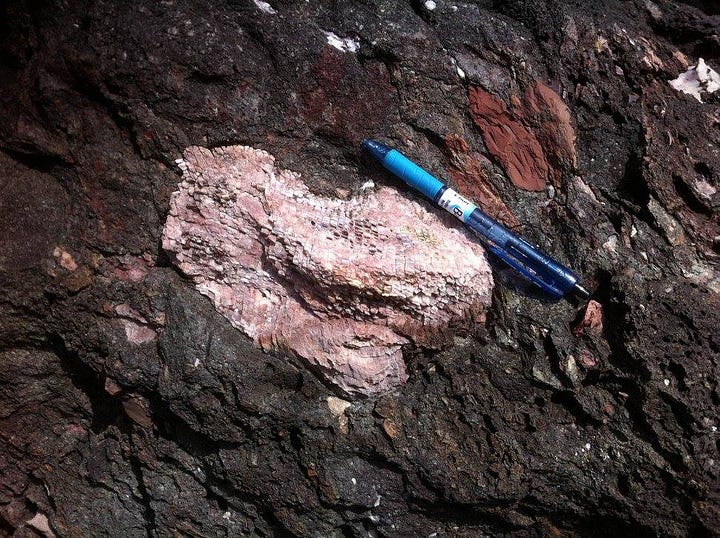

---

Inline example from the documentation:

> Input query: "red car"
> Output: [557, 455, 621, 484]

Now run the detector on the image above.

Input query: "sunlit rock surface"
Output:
[162, 145, 493, 395]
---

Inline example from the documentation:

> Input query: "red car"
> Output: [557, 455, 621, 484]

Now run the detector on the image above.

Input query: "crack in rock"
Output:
[162, 145, 493, 396]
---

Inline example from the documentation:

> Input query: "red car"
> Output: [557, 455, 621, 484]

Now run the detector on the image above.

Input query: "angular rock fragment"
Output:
[522, 82, 578, 175]
[162, 146, 493, 396]
[468, 82, 577, 191]
[469, 87, 548, 191]
[572, 300, 603, 337]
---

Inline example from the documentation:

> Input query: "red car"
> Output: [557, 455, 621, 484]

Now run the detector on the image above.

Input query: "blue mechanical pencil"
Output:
[363, 140, 590, 300]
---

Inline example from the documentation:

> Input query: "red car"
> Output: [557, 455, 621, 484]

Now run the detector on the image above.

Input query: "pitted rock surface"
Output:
[162, 145, 493, 395]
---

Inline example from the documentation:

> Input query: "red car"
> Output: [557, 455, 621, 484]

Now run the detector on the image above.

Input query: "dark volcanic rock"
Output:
[1, 0, 719, 536]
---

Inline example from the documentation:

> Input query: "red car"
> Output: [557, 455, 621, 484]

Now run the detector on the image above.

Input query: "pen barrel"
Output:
[464, 208, 512, 245]
[382, 149, 445, 200]
[465, 208, 579, 297]
[365, 140, 584, 299]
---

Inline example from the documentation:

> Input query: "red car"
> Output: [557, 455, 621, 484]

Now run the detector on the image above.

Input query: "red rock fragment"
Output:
[300, 47, 395, 144]
[62, 266, 93, 293]
[469, 87, 548, 191]
[382, 418, 399, 439]
[25, 513, 56, 538]
[104, 378, 122, 396]
[522, 82, 578, 175]
[445, 133, 520, 228]
[468, 82, 577, 191]
[115, 303, 157, 345]
[121, 321, 157, 345]
[53, 247, 77, 271]
[162, 145, 494, 396]
[578, 348, 598, 369]
[572, 300, 604, 337]
[110, 255, 152, 282]
[122, 395, 153, 428]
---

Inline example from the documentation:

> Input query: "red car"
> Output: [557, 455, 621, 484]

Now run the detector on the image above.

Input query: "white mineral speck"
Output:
[694, 179, 716, 199]
[324, 32, 359, 53]
[664, 378, 670, 386]
[253, 0, 277, 14]
[602, 235, 618, 253]
[585, 443, 591, 450]
[425, 0, 437, 10]
[351, 477, 357, 485]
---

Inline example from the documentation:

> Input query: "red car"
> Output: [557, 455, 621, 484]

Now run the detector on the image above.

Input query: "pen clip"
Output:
[487, 244, 565, 299]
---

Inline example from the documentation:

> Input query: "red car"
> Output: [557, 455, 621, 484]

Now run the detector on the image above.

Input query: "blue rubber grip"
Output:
[383, 149, 445, 200]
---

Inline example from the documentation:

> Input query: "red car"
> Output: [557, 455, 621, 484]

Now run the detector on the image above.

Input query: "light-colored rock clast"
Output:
[162, 145, 493, 396]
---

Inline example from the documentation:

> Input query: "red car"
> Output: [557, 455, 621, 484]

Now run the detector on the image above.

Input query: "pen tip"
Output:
[573, 283, 591, 300]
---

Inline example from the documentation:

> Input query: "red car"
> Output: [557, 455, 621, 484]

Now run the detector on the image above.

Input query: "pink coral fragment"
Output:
[162, 145, 493, 396]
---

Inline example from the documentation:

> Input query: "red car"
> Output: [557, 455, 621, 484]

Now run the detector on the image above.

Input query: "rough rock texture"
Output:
[444, 133, 521, 228]
[162, 145, 493, 395]
[468, 82, 578, 191]
[2, 0, 720, 536]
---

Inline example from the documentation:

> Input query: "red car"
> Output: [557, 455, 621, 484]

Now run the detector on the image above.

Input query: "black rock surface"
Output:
[1, 0, 719, 536]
